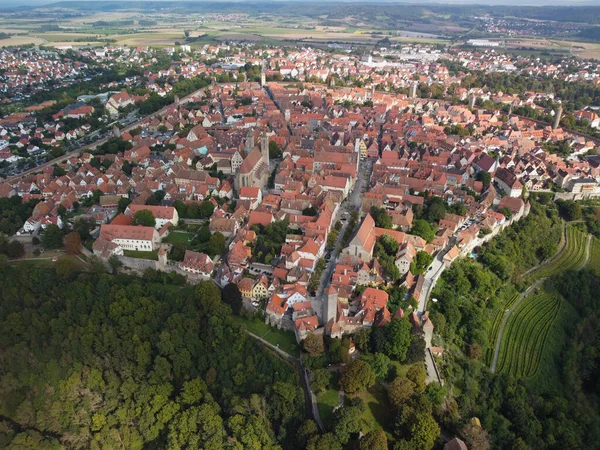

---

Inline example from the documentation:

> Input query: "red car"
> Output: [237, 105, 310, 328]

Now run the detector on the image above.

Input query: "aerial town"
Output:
[1, 3, 600, 450]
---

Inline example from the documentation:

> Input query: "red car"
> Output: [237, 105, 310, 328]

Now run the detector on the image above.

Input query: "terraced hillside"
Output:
[528, 225, 588, 281]
[496, 292, 561, 378]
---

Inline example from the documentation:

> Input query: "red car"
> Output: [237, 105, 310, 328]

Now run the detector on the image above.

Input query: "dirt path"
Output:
[578, 234, 593, 271]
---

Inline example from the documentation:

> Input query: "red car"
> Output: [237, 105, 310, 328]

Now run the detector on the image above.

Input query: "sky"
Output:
[2, 0, 599, 6]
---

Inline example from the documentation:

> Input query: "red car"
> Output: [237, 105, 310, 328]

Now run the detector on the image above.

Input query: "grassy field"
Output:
[123, 249, 159, 260]
[163, 231, 192, 245]
[231, 316, 300, 357]
[317, 388, 340, 427]
[348, 383, 391, 435]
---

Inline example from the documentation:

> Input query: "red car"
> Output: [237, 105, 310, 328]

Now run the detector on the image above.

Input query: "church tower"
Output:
[245, 129, 254, 153]
[261, 132, 269, 167]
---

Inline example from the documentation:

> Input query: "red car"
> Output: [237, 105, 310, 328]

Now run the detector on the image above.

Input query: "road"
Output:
[5, 86, 210, 184]
[317, 158, 372, 321]
[417, 247, 447, 316]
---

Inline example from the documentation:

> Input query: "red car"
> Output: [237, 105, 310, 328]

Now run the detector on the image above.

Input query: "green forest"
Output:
[0, 263, 306, 449]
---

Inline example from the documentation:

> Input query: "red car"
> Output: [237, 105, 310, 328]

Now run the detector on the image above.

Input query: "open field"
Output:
[501, 37, 600, 60]
[317, 388, 339, 427]
[231, 316, 300, 357]
[496, 291, 561, 379]
[123, 249, 159, 260]
[348, 383, 391, 435]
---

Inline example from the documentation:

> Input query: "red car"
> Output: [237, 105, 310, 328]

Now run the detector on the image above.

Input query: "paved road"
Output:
[317, 159, 372, 321]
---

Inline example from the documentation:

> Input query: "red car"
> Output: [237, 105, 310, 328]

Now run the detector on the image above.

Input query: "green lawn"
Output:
[163, 232, 192, 245]
[317, 389, 340, 427]
[348, 383, 391, 434]
[123, 249, 159, 261]
[232, 316, 300, 357]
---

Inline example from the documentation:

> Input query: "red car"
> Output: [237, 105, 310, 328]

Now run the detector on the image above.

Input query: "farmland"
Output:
[496, 291, 562, 378]
[484, 291, 520, 366]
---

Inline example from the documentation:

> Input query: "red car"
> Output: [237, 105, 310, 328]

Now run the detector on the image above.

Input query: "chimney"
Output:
[552, 106, 563, 130]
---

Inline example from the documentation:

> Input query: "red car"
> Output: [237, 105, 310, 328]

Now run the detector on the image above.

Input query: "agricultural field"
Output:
[484, 292, 520, 366]
[528, 225, 588, 281]
[496, 292, 562, 379]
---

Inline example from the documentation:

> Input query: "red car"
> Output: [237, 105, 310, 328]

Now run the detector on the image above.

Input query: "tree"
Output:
[269, 141, 282, 159]
[368, 352, 391, 380]
[132, 209, 156, 227]
[303, 334, 325, 358]
[388, 376, 415, 407]
[297, 420, 319, 447]
[118, 196, 131, 213]
[384, 317, 412, 361]
[307, 433, 343, 450]
[199, 200, 215, 218]
[406, 331, 426, 363]
[206, 232, 226, 257]
[407, 364, 427, 393]
[476, 171, 492, 186]
[310, 368, 331, 394]
[411, 219, 435, 243]
[303, 206, 318, 216]
[222, 283, 243, 315]
[332, 405, 362, 444]
[108, 254, 122, 274]
[410, 412, 440, 450]
[65, 231, 81, 254]
[340, 360, 376, 394]
[5, 240, 25, 258]
[41, 225, 63, 249]
[359, 429, 388, 450]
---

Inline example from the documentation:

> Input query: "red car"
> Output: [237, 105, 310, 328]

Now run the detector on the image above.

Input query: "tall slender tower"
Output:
[261, 132, 269, 167]
[260, 61, 266, 88]
[552, 106, 563, 130]
[245, 129, 254, 153]
[409, 81, 418, 98]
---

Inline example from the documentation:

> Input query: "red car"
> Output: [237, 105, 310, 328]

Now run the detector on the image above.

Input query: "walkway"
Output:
[578, 234, 593, 270]
[244, 331, 325, 432]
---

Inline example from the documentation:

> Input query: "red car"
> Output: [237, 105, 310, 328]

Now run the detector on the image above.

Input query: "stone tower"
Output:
[552, 106, 563, 130]
[261, 132, 269, 167]
[260, 61, 266, 87]
[325, 285, 338, 325]
[245, 129, 254, 153]
[284, 109, 290, 123]
[409, 81, 418, 98]
[468, 95, 476, 108]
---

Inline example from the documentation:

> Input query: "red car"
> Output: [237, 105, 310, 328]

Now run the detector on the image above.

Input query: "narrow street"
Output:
[316, 158, 372, 322]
